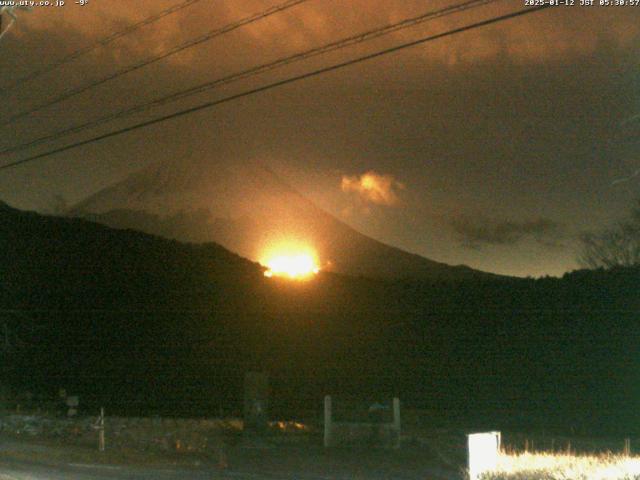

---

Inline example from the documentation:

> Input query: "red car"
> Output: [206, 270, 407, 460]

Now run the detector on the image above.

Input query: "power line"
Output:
[1, 307, 637, 313]
[0, 5, 550, 172]
[0, 0, 310, 127]
[0, 0, 499, 157]
[0, 0, 204, 92]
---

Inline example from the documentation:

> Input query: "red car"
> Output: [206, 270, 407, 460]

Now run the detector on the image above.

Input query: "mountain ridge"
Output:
[70, 158, 501, 281]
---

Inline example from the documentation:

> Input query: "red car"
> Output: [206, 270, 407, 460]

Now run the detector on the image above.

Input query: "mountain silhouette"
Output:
[72, 157, 495, 280]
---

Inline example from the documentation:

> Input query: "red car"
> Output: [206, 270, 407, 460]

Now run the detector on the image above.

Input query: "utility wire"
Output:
[0, 0, 498, 157]
[0, 307, 636, 313]
[0, 5, 550, 172]
[0, 0, 204, 92]
[0, 0, 310, 127]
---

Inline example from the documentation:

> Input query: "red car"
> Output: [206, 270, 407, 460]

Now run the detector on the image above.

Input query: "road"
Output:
[0, 459, 459, 480]
[0, 439, 461, 479]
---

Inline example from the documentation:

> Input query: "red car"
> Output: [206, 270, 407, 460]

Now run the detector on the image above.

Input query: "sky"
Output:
[0, 0, 639, 278]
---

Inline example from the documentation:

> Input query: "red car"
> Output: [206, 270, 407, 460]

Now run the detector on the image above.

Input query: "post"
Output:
[467, 431, 501, 480]
[243, 372, 269, 434]
[624, 438, 631, 456]
[66, 395, 79, 417]
[98, 407, 105, 452]
[323, 395, 332, 448]
[392, 397, 401, 449]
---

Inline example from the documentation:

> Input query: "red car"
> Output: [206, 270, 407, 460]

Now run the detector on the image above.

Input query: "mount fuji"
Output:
[71, 157, 492, 281]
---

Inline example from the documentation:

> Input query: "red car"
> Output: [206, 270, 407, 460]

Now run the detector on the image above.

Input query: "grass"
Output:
[480, 451, 640, 480]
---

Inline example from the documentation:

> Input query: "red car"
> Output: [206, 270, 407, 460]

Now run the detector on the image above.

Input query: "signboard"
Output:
[468, 431, 501, 480]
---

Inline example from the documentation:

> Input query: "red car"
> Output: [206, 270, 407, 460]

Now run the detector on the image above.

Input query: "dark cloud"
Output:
[450, 215, 564, 250]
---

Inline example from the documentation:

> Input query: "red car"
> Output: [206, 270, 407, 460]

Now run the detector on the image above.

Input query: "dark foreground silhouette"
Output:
[1, 201, 638, 436]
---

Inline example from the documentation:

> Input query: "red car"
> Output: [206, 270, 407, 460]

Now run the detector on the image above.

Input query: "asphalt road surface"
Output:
[0, 439, 461, 479]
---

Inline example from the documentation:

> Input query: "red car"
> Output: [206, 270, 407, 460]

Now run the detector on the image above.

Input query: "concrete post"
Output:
[392, 397, 401, 449]
[243, 372, 269, 434]
[625, 438, 631, 456]
[98, 407, 105, 452]
[323, 395, 332, 448]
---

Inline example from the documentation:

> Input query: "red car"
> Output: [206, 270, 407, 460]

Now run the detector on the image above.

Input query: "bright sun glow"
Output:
[263, 253, 319, 280]
[261, 242, 320, 280]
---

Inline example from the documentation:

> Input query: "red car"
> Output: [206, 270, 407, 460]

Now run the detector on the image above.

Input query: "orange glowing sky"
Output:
[15, 1, 638, 66]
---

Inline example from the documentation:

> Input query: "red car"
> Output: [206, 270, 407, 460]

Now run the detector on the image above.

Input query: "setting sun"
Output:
[263, 253, 320, 280]
[260, 241, 320, 280]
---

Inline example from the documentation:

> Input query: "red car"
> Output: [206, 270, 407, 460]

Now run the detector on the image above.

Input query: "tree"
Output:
[578, 200, 640, 269]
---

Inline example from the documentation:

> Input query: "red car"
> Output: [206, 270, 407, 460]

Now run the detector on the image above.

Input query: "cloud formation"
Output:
[341, 171, 404, 206]
[15, 0, 639, 73]
[450, 215, 562, 250]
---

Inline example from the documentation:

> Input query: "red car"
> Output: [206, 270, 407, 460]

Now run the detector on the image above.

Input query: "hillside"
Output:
[1, 202, 639, 435]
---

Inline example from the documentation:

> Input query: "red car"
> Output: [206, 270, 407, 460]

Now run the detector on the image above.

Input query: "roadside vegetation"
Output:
[480, 451, 640, 480]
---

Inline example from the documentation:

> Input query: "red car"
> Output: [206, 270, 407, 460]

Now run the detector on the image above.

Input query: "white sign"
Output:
[468, 431, 501, 480]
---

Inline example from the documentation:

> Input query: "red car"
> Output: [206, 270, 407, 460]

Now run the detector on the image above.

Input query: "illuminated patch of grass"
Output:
[481, 452, 640, 480]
